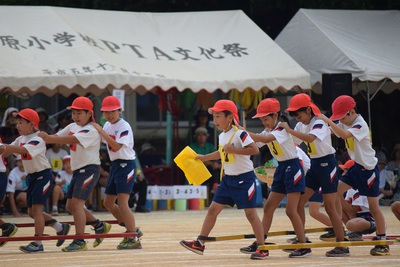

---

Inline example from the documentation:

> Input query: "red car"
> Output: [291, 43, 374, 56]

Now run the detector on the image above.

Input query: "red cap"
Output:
[339, 159, 355, 170]
[62, 155, 71, 163]
[252, 98, 280, 118]
[208, 100, 240, 125]
[67, 97, 93, 112]
[15, 108, 39, 130]
[101, 96, 121, 111]
[330, 95, 356, 121]
[285, 93, 321, 116]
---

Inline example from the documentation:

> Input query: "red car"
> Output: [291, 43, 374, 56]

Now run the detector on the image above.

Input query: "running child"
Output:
[179, 99, 266, 260]
[240, 98, 307, 258]
[318, 95, 389, 256]
[92, 96, 142, 250]
[281, 93, 346, 257]
[0, 109, 70, 253]
[39, 97, 111, 252]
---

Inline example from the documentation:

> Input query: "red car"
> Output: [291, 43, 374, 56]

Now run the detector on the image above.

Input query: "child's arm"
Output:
[92, 122, 122, 152]
[0, 143, 29, 157]
[224, 142, 259, 156]
[280, 122, 316, 143]
[196, 150, 220, 162]
[247, 131, 276, 143]
[317, 114, 353, 139]
[39, 132, 80, 145]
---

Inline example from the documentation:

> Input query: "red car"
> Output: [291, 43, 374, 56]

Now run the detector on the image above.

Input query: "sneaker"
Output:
[370, 245, 390, 256]
[19, 242, 44, 253]
[283, 237, 311, 253]
[325, 246, 350, 257]
[179, 240, 205, 255]
[0, 223, 18, 247]
[62, 239, 88, 252]
[117, 237, 142, 250]
[240, 241, 258, 254]
[52, 210, 59, 216]
[320, 229, 336, 241]
[135, 227, 143, 238]
[250, 249, 269, 260]
[289, 248, 312, 258]
[347, 231, 363, 241]
[56, 223, 71, 247]
[93, 221, 111, 247]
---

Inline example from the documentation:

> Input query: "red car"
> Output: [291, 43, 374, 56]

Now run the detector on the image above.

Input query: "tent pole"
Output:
[166, 111, 172, 166]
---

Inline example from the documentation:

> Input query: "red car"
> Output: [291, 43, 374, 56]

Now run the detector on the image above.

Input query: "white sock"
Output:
[52, 205, 58, 211]
[52, 221, 63, 232]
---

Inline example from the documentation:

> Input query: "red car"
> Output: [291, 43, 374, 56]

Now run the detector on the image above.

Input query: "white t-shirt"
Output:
[46, 147, 69, 173]
[296, 146, 310, 173]
[55, 170, 73, 193]
[218, 127, 254, 175]
[378, 168, 395, 189]
[256, 122, 298, 162]
[293, 117, 336, 159]
[57, 123, 100, 171]
[102, 119, 136, 161]
[6, 166, 28, 192]
[11, 132, 51, 174]
[345, 188, 370, 213]
[335, 115, 377, 170]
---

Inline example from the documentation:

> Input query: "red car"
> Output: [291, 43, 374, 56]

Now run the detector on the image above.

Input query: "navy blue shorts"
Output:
[356, 212, 375, 222]
[213, 171, 257, 209]
[105, 159, 136, 195]
[309, 187, 323, 203]
[270, 158, 305, 194]
[67, 165, 100, 200]
[26, 169, 53, 207]
[306, 154, 339, 194]
[0, 172, 7, 202]
[341, 163, 380, 197]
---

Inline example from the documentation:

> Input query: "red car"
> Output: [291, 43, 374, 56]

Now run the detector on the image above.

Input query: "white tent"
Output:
[0, 6, 311, 97]
[275, 9, 400, 95]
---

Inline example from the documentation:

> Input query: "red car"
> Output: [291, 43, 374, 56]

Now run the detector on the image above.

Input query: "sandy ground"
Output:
[0, 206, 399, 267]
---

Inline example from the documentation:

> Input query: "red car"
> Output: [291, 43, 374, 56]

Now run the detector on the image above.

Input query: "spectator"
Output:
[139, 142, 166, 168]
[386, 143, 400, 176]
[378, 153, 396, 206]
[35, 108, 55, 134]
[189, 109, 216, 146]
[0, 107, 19, 172]
[46, 144, 69, 177]
[6, 156, 28, 217]
[130, 159, 150, 213]
[55, 111, 72, 132]
[51, 155, 72, 216]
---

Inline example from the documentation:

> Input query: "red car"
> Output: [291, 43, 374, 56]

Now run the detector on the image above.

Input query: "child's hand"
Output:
[279, 122, 290, 131]
[195, 154, 205, 162]
[317, 114, 328, 122]
[38, 131, 49, 141]
[223, 143, 235, 154]
[91, 122, 102, 131]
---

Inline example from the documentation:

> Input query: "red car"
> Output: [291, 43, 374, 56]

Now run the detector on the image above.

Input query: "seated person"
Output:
[377, 153, 397, 205]
[130, 167, 150, 213]
[138, 142, 166, 168]
[6, 156, 28, 217]
[51, 155, 72, 215]
[46, 143, 69, 177]
[342, 188, 376, 241]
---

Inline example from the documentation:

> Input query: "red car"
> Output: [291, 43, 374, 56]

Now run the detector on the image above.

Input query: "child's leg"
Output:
[199, 201, 225, 238]
[346, 217, 371, 233]
[297, 188, 314, 226]
[104, 194, 122, 221]
[391, 201, 400, 220]
[116, 193, 136, 232]
[323, 193, 345, 241]
[262, 192, 284, 235]
[31, 204, 45, 236]
[69, 197, 87, 235]
[244, 208, 264, 245]
[286, 192, 307, 243]
[309, 202, 331, 226]
[367, 196, 386, 235]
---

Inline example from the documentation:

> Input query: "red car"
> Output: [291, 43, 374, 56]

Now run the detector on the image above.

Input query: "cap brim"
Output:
[339, 164, 345, 169]
[252, 112, 271, 119]
[330, 113, 346, 121]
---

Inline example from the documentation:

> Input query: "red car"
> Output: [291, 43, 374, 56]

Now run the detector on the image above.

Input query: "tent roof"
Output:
[0, 6, 310, 97]
[275, 9, 400, 94]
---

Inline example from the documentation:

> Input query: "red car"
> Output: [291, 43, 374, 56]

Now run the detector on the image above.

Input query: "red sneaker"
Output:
[180, 240, 205, 255]
[250, 249, 269, 260]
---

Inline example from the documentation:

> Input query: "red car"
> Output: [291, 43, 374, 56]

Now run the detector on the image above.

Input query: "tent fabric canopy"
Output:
[275, 9, 400, 94]
[0, 6, 310, 97]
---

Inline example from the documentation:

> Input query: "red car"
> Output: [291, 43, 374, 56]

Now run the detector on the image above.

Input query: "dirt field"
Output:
[1, 206, 399, 267]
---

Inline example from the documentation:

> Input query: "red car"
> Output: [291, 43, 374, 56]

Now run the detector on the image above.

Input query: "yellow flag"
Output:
[174, 146, 212, 185]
